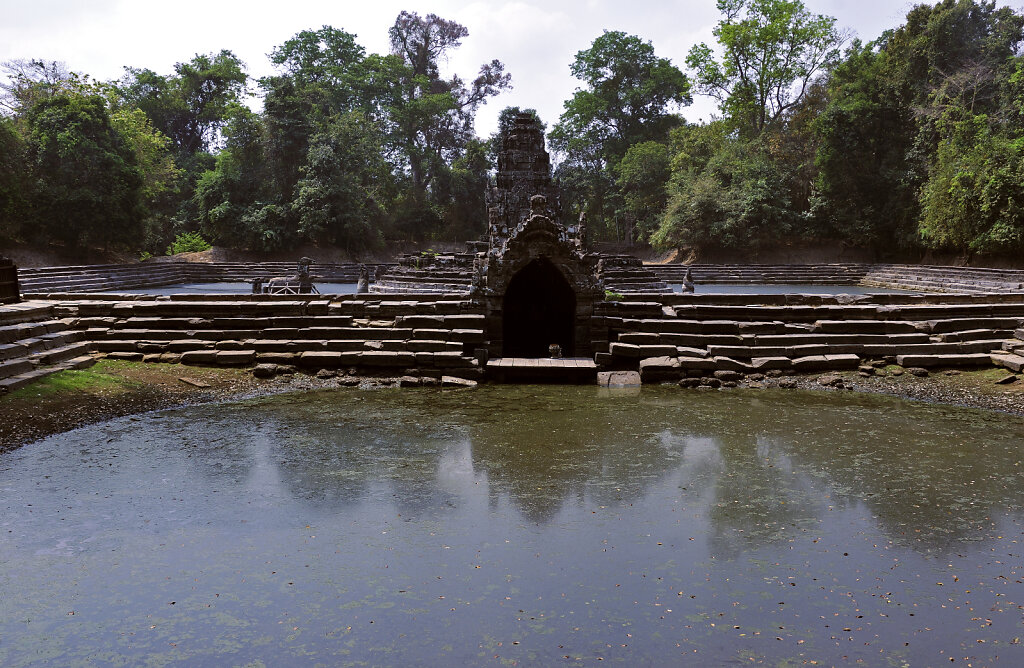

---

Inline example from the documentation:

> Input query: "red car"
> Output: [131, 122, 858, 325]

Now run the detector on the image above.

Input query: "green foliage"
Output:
[550, 30, 690, 165]
[25, 93, 144, 249]
[604, 290, 624, 301]
[0, 115, 28, 241]
[616, 141, 671, 242]
[687, 0, 844, 137]
[653, 130, 798, 254]
[166, 231, 211, 255]
[550, 31, 688, 242]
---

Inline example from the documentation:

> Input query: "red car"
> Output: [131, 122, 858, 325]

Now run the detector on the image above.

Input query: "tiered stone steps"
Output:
[0, 301, 97, 394]
[20, 262, 395, 294]
[592, 295, 1024, 382]
[862, 264, 1024, 293]
[992, 327, 1024, 372]
[57, 294, 485, 380]
[649, 263, 870, 285]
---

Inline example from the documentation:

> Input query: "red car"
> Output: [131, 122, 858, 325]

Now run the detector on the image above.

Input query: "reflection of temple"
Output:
[473, 113, 602, 359]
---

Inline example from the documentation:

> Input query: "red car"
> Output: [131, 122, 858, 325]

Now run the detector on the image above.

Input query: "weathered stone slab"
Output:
[991, 353, 1024, 372]
[597, 371, 641, 387]
[750, 356, 792, 371]
[712, 356, 753, 372]
[359, 351, 416, 366]
[216, 350, 255, 365]
[677, 356, 718, 371]
[298, 351, 345, 367]
[897, 353, 993, 368]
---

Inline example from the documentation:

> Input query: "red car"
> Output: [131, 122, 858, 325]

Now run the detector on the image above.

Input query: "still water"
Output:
[2, 386, 1023, 666]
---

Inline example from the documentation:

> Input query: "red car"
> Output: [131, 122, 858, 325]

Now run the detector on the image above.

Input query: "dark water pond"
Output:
[2, 387, 1023, 666]
[103, 282, 359, 295]
[672, 283, 919, 295]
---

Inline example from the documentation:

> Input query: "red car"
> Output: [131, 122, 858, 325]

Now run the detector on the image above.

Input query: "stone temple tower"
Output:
[472, 112, 600, 358]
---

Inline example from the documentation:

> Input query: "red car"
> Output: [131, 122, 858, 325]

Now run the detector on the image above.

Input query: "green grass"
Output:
[7, 361, 140, 400]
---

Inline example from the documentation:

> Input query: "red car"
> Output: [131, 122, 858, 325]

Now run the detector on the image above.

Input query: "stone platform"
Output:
[485, 357, 598, 384]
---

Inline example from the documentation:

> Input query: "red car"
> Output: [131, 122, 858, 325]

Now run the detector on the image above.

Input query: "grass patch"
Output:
[7, 362, 143, 400]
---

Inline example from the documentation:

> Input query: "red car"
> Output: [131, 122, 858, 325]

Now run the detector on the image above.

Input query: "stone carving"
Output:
[252, 257, 319, 294]
[682, 267, 695, 293]
[357, 264, 370, 294]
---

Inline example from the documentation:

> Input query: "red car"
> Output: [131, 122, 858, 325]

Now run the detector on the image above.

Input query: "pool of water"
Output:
[672, 283, 919, 295]
[103, 282, 360, 295]
[2, 386, 1022, 666]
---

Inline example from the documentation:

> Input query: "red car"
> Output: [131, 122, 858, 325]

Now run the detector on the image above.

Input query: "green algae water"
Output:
[2, 386, 1023, 666]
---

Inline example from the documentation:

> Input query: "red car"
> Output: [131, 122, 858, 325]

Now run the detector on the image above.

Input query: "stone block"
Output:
[359, 351, 416, 367]
[677, 356, 718, 371]
[256, 352, 298, 364]
[106, 352, 145, 362]
[597, 371, 641, 387]
[712, 356, 753, 372]
[298, 351, 345, 368]
[180, 350, 219, 365]
[750, 356, 792, 371]
[451, 329, 485, 344]
[618, 332, 660, 345]
[639, 356, 682, 382]
[216, 350, 255, 366]
[441, 375, 478, 388]
[609, 342, 641, 358]
[897, 353, 994, 368]
[413, 328, 450, 340]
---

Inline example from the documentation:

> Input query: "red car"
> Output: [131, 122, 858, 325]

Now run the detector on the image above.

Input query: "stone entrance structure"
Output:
[472, 113, 601, 359]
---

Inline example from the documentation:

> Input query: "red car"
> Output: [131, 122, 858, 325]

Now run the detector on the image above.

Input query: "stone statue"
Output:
[356, 264, 370, 294]
[682, 267, 695, 293]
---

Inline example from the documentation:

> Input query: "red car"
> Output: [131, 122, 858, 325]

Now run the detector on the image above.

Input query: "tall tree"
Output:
[550, 31, 689, 242]
[687, 0, 845, 137]
[550, 31, 690, 165]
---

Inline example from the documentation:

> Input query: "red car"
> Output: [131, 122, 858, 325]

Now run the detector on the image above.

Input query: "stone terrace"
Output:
[19, 262, 395, 294]
[2, 290, 1023, 391]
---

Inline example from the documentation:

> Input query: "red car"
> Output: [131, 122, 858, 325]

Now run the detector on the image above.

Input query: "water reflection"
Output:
[3, 386, 1023, 666]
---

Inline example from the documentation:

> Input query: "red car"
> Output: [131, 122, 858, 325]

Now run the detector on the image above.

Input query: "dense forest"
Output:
[2, 0, 1024, 262]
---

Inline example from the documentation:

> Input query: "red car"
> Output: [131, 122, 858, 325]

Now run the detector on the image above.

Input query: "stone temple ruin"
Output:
[473, 113, 602, 359]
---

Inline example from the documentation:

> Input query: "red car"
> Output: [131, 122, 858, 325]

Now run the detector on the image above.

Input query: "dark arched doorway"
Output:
[502, 258, 576, 357]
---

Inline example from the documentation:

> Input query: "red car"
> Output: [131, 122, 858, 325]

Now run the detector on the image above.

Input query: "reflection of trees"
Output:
[464, 389, 683, 524]
[705, 392, 1024, 556]
[185, 387, 1024, 558]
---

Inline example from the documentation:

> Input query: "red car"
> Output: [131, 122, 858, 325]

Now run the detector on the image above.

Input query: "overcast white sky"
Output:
[2, 0, 1022, 136]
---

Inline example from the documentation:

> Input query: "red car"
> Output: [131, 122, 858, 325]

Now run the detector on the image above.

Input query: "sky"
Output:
[2, 0, 1022, 137]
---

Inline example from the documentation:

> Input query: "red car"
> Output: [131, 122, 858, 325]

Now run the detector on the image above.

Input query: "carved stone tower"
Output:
[473, 113, 600, 358]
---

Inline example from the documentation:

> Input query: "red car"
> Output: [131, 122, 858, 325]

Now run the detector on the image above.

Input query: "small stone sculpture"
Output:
[682, 267, 695, 293]
[357, 264, 370, 294]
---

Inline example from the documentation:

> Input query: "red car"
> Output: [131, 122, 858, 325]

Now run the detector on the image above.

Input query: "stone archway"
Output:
[502, 257, 576, 357]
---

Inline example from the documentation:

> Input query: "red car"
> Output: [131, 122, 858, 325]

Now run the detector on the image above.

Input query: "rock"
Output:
[746, 381, 765, 389]
[817, 374, 844, 387]
[890, 367, 904, 376]
[598, 371, 642, 388]
[778, 378, 798, 389]
[746, 373, 765, 381]
[909, 367, 929, 377]
[995, 374, 1018, 385]
[713, 369, 743, 382]
[315, 368, 337, 379]
[858, 365, 875, 376]
[721, 380, 738, 388]
[695, 385, 715, 392]
[252, 363, 278, 379]
[702, 377, 722, 389]
[338, 376, 360, 386]
[766, 369, 783, 378]
[678, 378, 702, 389]
[944, 369, 960, 376]
[441, 375, 477, 388]
[399, 375, 422, 387]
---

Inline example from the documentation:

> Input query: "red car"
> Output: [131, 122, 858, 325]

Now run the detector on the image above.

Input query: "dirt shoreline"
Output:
[1, 361, 1021, 451]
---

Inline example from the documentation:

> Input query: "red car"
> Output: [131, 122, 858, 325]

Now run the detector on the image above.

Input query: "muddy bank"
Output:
[2, 360, 1021, 450]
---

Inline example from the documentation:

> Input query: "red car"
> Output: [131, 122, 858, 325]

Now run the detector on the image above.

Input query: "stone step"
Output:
[0, 357, 34, 380]
[896, 353, 994, 368]
[991, 353, 1024, 373]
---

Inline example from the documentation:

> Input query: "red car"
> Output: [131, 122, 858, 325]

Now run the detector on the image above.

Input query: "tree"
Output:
[549, 31, 689, 243]
[615, 141, 671, 242]
[119, 50, 248, 156]
[293, 112, 392, 252]
[25, 93, 143, 249]
[384, 11, 510, 199]
[0, 116, 28, 241]
[550, 31, 690, 165]
[687, 0, 845, 137]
